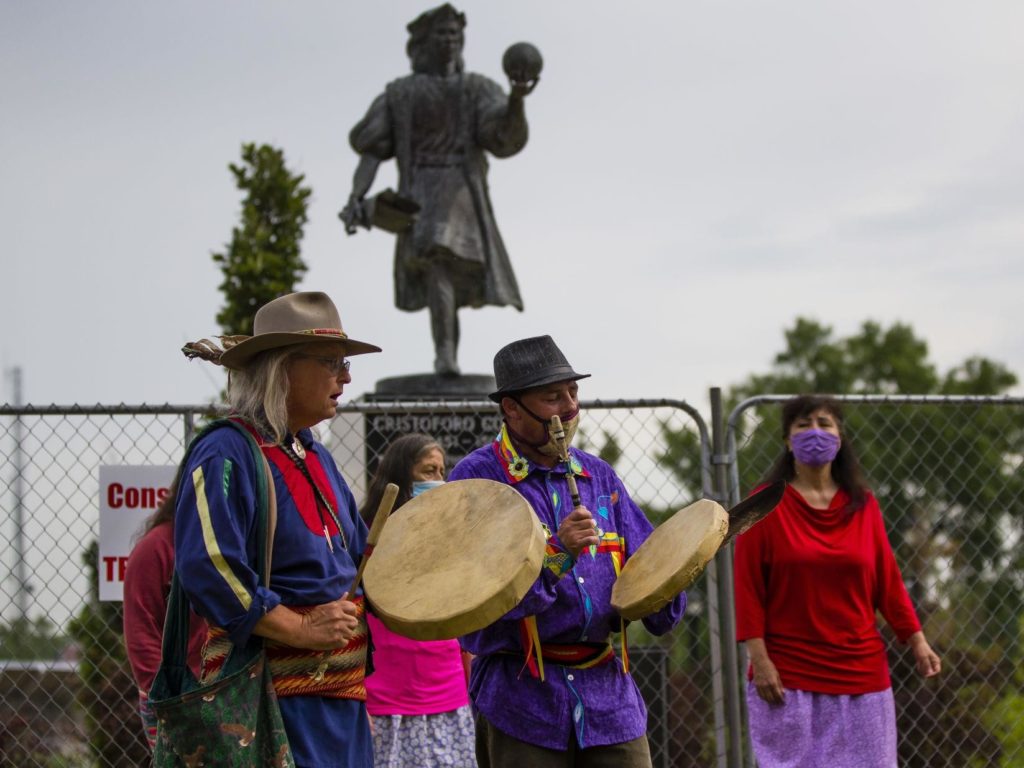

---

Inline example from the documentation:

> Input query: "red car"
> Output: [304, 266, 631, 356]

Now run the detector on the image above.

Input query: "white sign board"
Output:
[98, 465, 176, 601]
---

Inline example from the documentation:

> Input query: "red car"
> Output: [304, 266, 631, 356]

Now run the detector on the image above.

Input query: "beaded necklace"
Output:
[280, 439, 347, 553]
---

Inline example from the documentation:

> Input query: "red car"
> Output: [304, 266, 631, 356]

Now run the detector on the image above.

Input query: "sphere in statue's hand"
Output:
[502, 42, 543, 85]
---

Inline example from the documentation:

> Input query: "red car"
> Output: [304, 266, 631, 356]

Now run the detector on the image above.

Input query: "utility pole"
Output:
[7, 366, 30, 622]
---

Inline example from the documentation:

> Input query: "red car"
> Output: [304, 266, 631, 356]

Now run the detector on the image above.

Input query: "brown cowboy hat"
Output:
[218, 291, 381, 370]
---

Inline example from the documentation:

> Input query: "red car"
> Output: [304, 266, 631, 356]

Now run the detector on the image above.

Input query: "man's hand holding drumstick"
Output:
[557, 507, 600, 561]
[551, 415, 600, 560]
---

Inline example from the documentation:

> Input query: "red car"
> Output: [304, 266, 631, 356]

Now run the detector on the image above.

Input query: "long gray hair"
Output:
[227, 348, 293, 444]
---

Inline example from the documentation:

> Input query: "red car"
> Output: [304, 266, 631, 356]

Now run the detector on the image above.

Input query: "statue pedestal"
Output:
[345, 374, 502, 481]
[330, 374, 500, 499]
[368, 373, 495, 400]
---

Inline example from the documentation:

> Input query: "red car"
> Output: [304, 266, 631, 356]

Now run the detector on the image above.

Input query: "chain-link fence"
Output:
[726, 395, 1024, 768]
[1, 395, 1021, 766]
[0, 399, 720, 767]
[0, 406, 200, 767]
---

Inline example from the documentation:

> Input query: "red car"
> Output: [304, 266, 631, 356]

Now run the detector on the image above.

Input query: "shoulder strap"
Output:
[248, 432, 278, 582]
[156, 418, 274, 692]
[219, 419, 272, 578]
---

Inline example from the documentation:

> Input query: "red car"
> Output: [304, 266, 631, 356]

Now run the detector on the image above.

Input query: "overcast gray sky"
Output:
[3, 1, 1022, 409]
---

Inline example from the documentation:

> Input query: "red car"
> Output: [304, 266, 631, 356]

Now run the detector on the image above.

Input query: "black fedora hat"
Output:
[488, 335, 590, 402]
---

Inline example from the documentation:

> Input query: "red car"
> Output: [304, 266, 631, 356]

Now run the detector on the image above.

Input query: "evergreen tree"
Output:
[0, 616, 65, 660]
[212, 143, 312, 336]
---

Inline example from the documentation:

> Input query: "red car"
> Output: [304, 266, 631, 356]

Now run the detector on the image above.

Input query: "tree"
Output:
[0, 616, 65, 661]
[655, 421, 703, 507]
[68, 541, 149, 766]
[714, 319, 1021, 635]
[575, 429, 624, 470]
[979, 616, 1024, 767]
[212, 143, 312, 336]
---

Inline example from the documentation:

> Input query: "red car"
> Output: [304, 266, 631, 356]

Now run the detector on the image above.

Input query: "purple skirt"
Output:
[746, 684, 897, 768]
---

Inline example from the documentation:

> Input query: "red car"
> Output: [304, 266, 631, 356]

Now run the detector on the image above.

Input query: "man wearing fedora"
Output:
[448, 335, 685, 768]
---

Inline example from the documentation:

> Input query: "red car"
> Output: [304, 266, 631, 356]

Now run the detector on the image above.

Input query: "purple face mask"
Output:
[790, 429, 840, 467]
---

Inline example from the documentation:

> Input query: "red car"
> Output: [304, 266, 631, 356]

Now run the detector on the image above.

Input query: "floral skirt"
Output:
[746, 684, 897, 768]
[372, 706, 477, 768]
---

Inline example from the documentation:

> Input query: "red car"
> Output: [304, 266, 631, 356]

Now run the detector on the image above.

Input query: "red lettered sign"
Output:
[98, 466, 176, 601]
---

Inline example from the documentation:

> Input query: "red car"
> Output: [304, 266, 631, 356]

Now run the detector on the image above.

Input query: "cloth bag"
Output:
[149, 419, 295, 767]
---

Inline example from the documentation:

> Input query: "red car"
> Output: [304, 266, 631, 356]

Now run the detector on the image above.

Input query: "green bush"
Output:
[67, 541, 149, 767]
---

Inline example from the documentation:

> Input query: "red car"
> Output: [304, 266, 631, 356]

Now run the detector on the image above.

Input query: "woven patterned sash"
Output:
[202, 597, 367, 700]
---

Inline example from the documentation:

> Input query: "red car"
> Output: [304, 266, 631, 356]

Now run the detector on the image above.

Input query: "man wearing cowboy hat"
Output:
[448, 335, 685, 767]
[174, 291, 382, 767]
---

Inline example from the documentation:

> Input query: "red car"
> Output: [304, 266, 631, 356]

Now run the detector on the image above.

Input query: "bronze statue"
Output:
[341, 4, 541, 377]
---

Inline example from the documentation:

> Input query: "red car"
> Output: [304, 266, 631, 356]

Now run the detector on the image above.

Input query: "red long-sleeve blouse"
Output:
[123, 523, 207, 694]
[734, 484, 921, 694]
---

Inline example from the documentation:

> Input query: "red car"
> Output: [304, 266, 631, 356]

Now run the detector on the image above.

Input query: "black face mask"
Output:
[510, 399, 581, 458]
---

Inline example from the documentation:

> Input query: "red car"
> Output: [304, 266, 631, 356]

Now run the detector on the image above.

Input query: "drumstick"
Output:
[346, 482, 399, 598]
[551, 415, 597, 558]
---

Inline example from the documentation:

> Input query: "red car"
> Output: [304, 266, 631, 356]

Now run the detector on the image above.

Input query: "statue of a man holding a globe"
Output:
[341, 4, 542, 377]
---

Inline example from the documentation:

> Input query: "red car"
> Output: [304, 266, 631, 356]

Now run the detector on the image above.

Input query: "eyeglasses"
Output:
[298, 354, 351, 376]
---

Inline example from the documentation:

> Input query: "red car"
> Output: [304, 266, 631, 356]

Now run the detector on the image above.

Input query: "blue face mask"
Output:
[411, 480, 445, 497]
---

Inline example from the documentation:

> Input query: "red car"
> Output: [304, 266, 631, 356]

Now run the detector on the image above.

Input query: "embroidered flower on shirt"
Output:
[508, 456, 529, 479]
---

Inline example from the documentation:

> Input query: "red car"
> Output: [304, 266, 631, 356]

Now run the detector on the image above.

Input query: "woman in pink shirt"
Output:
[361, 434, 476, 768]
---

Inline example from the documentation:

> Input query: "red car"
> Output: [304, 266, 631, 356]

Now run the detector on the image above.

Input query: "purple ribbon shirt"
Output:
[448, 423, 686, 750]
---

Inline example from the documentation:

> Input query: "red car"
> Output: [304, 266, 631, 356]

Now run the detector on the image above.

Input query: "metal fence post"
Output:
[725, 424, 757, 768]
[711, 387, 743, 768]
[706, 552, 727, 768]
[696, 402, 727, 768]
[8, 367, 30, 621]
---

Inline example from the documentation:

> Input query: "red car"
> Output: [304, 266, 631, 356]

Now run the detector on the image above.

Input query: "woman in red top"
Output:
[734, 395, 941, 768]
[122, 479, 207, 751]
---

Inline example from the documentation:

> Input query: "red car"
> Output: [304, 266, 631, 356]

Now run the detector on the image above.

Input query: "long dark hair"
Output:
[134, 465, 183, 543]
[360, 434, 445, 525]
[758, 395, 869, 512]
